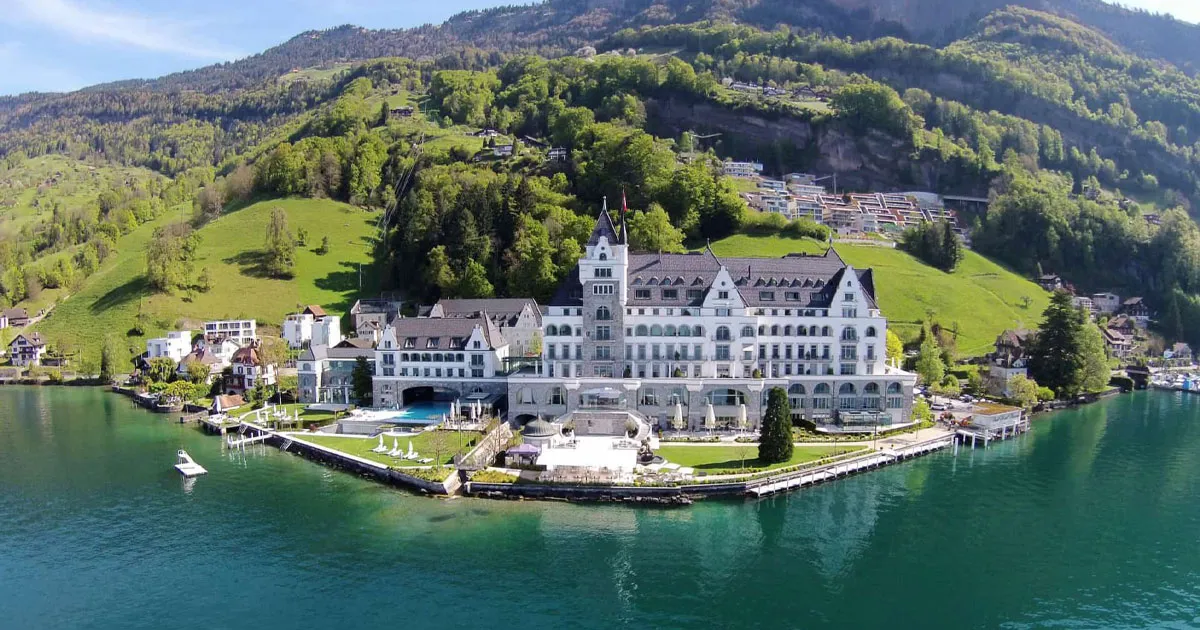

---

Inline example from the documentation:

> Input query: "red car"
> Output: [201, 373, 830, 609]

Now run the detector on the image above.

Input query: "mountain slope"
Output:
[85, 0, 1200, 95]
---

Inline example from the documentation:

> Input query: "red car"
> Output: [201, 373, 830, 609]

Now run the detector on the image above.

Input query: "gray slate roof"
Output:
[421, 298, 541, 327]
[391, 315, 506, 350]
[550, 246, 877, 309]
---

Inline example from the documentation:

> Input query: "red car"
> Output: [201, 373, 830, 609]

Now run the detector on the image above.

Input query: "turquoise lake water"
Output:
[3, 387, 1200, 628]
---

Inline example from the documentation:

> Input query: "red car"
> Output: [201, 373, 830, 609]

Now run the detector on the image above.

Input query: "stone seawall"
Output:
[266, 433, 459, 496]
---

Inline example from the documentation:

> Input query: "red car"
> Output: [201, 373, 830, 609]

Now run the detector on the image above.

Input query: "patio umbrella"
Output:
[673, 403, 685, 432]
[407, 441, 415, 457]
[376, 435, 384, 450]
[392, 438, 399, 452]
[737, 404, 748, 432]
[704, 403, 716, 433]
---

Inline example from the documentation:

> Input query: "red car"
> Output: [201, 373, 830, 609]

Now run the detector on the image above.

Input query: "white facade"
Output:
[282, 313, 314, 348]
[1092, 292, 1121, 314]
[313, 316, 342, 348]
[723, 161, 764, 178]
[516, 210, 917, 431]
[146, 330, 192, 363]
[371, 317, 511, 408]
[205, 319, 256, 346]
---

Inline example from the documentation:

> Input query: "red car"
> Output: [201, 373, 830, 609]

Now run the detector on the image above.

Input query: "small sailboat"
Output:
[175, 450, 207, 477]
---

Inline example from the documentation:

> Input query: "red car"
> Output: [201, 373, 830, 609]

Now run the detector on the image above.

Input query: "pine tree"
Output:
[914, 322, 945, 385]
[1029, 291, 1085, 397]
[758, 387, 793, 464]
[351, 357, 373, 406]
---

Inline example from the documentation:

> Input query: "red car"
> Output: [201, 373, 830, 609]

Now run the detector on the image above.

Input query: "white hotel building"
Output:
[371, 210, 916, 432]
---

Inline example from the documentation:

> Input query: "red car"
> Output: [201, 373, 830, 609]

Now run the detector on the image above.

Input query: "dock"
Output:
[747, 435, 954, 498]
[174, 450, 207, 477]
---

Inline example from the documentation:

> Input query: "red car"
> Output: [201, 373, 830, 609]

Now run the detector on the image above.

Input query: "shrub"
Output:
[470, 470, 518, 484]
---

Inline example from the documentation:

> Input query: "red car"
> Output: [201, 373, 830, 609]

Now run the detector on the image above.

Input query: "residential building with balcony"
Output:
[204, 319, 257, 347]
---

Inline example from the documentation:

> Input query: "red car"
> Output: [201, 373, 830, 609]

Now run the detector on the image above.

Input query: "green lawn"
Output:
[655, 444, 862, 473]
[0, 154, 163, 237]
[298, 431, 483, 468]
[706, 235, 1049, 356]
[32, 198, 380, 364]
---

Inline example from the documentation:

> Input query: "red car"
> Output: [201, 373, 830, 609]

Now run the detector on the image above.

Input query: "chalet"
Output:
[985, 329, 1035, 396]
[493, 144, 515, 158]
[3, 307, 29, 328]
[1037, 274, 1063, 292]
[389, 106, 414, 117]
[1106, 314, 1138, 337]
[9, 333, 46, 367]
[548, 147, 568, 162]
[1120, 297, 1151, 325]
[1101, 328, 1132, 360]
[474, 128, 500, 138]
[227, 341, 276, 393]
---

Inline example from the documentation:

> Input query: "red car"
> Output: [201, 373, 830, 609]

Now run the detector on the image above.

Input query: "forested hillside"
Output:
[6, 0, 1200, 367]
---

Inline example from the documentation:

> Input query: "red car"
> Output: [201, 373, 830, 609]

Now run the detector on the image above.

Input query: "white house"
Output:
[283, 305, 342, 349]
[146, 330, 192, 363]
[723, 160, 764, 178]
[204, 319, 257, 347]
[9, 333, 46, 367]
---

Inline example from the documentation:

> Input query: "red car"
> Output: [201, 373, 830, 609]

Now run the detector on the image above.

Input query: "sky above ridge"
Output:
[0, 0, 1196, 96]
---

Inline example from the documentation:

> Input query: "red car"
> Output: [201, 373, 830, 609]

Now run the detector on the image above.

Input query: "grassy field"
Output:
[298, 431, 483, 468]
[0, 155, 163, 237]
[655, 444, 862, 473]
[706, 235, 1050, 356]
[32, 198, 380, 363]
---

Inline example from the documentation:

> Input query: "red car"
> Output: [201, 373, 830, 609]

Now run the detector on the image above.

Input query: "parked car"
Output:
[931, 403, 948, 411]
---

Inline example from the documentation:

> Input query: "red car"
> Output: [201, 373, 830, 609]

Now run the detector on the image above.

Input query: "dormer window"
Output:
[403, 337, 416, 349]
[599, 252, 608, 261]
[427, 338, 440, 349]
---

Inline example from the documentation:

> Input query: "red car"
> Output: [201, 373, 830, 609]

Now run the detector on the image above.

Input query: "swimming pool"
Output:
[386, 402, 453, 424]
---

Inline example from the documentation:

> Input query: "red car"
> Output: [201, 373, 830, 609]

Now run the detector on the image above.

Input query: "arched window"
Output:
[650, 325, 663, 337]
[665, 325, 677, 337]
[837, 383, 857, 409]
[809, 325, 818, 336]
[550, 387, 565, 405]
[693, 326, 704, 337]
[821, 326, 831, 337]
[758, 325, 766, 335]
[599, 253, 607, 260]
[784, 325, 793, 336]
[865, 326, 877, 338]
[864, 383, 880, 394]
[636, 325, 648, 337]
[814, 383, 830, 395]
[788, 383, 806, 409]
[741, 326, 755, 338]
[679, 325, 692, 337]
[863, 383, 881, 409]
[716, 326, 731, 341]
[839, 383, 856, 395]
[886, 383, 901, 394]
[546, 325, 558, 336]
[596, 306, 611, 321]
[771, 325, 779, 336]
[798, 326, 808, 337]
[788, 383, 806, 395]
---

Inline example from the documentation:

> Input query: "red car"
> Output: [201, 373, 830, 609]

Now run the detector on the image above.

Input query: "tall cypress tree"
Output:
[1029, 291, 1084, 397]
[758, 387, 793, 464]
